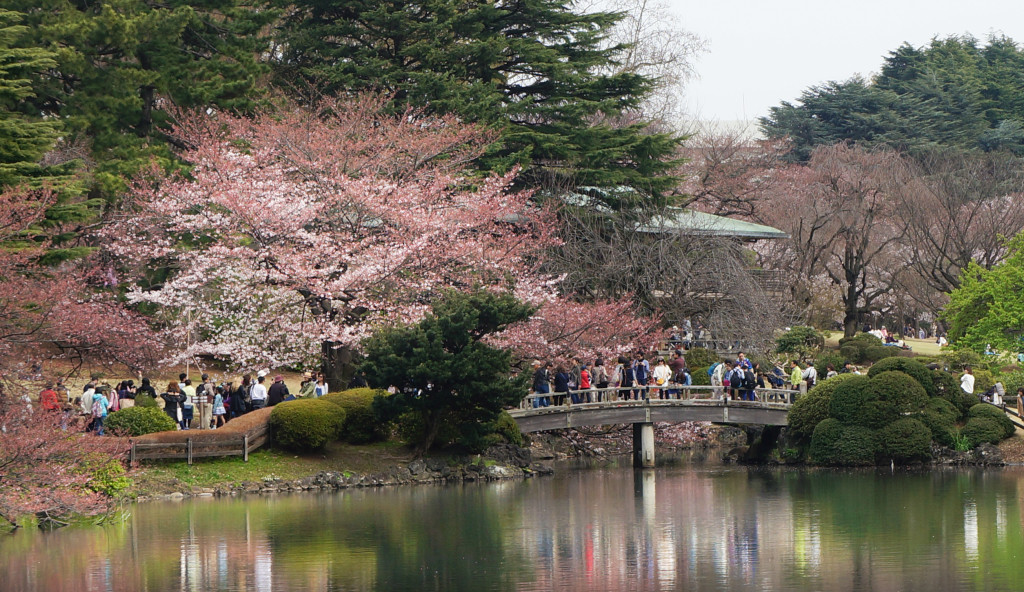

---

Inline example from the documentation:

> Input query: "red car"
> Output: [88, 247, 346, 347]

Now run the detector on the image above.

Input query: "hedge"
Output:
[321, 388, 389, 444]
[865, 346, 899, 363]
[918, 408, 956, 447]
[134, 394, 158, 409]
[924, 397, 959, 422]
[810, 419, 876, 466]
[690, 366, 711, 386]
[269, 399, 347, 451]
[814, 353, 847, 380]
[787, 373, 860, 443]
[968, 404, 1015, 439]
[962, 416, 1005, 448]
[493, 410, 524, 447]
[877, 418, 932, 463]
[837, 333, 884, 364]
[105, 406, 178, 436]
[870, 371, 929, 418]
[867, 358, 937, 397]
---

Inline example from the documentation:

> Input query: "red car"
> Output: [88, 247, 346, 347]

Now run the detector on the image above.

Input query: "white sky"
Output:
[669, 0, 1024, 123]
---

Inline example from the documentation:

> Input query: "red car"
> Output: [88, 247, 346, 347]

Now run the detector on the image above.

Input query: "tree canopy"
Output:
[945, 232, 1024, 353]
[271, 0, 683, 202]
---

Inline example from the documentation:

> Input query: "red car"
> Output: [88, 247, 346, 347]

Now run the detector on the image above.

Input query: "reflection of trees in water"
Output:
[2, 469, 1024, 591]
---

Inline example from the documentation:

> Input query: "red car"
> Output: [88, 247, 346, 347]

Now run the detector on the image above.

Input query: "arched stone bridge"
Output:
[508, 385, 797, 467]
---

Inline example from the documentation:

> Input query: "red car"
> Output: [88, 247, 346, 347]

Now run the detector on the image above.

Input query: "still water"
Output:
[3, 458, 1024, 592]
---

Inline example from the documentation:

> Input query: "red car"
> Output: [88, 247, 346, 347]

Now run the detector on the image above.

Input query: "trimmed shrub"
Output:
[939, 349, 985, 372]
[867, 358, 936, 396]
[924, 398, 959, 422]
[971, 369, 996, 395]
[865, 346, 899, 363]
[968, 404, 1015, 439]
[810, 419, 876, 466]
[838, 333, 884, 364]
[105, 406, 178, 436]
[691, 366, 711, 386]
[918, 408, 956, 447]
[134, 394, 158, 409]
[962, 416, 1005, 448]
[321, 388, 389, 444]
[492, 411, 524, 447]
[775, 326, 825, 358]
[270, 399, 346, 451]
[828, 375, 875, 426]
[787, 373, 861, 443]
[685, 348, 719, 368]
[870, 370, 929, 419]
[877, 418, 932, 463]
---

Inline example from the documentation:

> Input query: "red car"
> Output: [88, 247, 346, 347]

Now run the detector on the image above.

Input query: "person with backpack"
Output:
[621, 357, 636, 401]
[531, 362, 551, 408]
[161, 382, 186, 429]
[634, 352, 650, 400]
[91, 385, 110, 435]
[592, 359, 609, 402]
[231, 375, 252, 417]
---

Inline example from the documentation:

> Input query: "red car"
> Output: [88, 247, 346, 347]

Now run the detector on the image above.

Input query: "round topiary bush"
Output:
[924, 397, 959, 422]
[814, 353, 846, 380]
[962, 416, 1005, 448]
[828, 375, 876, 426]
[838, 333, 883, 364]
[105, 406, 178, 436]
[877, 418, 932, 463]
[870, 370, 929, 418]
[321, 388, 388, 443]
[968, 404, 1015, 439]
[867, 358, 936, 396]
[809, 418, 876, 466]
[917, 408, 956, 447]
[270, 399, 346, 451]
[865, 346, 899, 363]
[787, 373, 861, 443]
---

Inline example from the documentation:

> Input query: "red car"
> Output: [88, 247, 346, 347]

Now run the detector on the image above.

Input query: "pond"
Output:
[2, 457, 1023, 591]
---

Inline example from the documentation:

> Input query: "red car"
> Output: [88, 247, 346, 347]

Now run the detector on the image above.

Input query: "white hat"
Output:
[257, 369, 268, 378]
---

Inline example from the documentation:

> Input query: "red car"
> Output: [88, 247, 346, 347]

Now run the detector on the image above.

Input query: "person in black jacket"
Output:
[160, 382, 186, 428]
[231, 376, 251, 418]
[531, 362, 551, 408]
[553, 366, 571, 406]
[267, 375, 290, 406]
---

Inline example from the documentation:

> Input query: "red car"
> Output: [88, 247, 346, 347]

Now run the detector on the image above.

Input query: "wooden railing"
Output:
[129, 410, 272, 465]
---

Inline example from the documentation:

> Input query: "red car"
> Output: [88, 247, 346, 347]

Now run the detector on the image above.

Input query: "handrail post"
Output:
[187, 437, 193, 465]
[243, 434, 249, 462]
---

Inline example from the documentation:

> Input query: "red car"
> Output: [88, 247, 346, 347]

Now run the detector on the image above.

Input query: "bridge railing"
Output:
[517, 382, 802, 410]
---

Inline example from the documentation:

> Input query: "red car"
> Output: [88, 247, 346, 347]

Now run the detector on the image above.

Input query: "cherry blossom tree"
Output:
[104, 95, 655, 375]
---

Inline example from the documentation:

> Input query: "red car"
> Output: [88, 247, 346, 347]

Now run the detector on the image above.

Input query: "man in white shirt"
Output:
[960, 367, 975, 395]
[802, 364, 818, 389]
[250, 375, 269, 409]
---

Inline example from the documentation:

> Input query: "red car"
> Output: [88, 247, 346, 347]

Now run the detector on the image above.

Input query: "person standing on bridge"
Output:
[592, 359, 609, 402]
[531, 361, 551, 408]
[621, 357, 636, 401]
[553, 366, 571, 406]
[789, 361, 803, 392]
[653, 358, 672, 399]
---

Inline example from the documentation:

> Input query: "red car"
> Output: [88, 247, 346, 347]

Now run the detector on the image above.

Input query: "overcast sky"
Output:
[668, 0, 1024, 123]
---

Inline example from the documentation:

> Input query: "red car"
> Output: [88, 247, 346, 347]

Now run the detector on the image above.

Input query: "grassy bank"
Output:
[128, 440, 418, 497]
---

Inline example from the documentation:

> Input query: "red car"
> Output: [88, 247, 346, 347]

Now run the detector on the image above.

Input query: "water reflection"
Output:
[3, 464, 1024, 591]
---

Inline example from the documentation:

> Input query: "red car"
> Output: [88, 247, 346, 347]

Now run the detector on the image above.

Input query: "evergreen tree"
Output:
[8, 0, 276, 199]
[361, 290, 533, 454]
[272, 0, 683, 204]
[0, 9, 61, 187]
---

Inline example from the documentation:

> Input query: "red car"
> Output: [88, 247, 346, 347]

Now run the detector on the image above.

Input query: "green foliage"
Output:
[870, 370, 929, 418]
[864, 346, 899, 363]
[321, 388, 389, 444]
[269, 399, 346, 451]
[998, 370, 1024, 398]
[690, 366, 711, 386]
[952, 429, 972, 452]
[814, 353, 846, 379]
[684, 347, 720, 369]
[918, 407, 956, 447]
[924, 397, 960, 422]
[827, 375, 876, 427]
[363, 290, 533, 453]
[760, 36, 1024, 161]
[968, 404, 1016, 438]
[775, 326, 824, 361]
[837, 333, 884, 364]
[961, 416, 1006, 447]
[85, 459, 132, 498]
[938, 348, 986, 371]
[105, 406, 177, 436]
[133, 394, 158, 409]
[867, 357, 937, 396]
[271, 0, 683, 201]
[787, 373, 861, 443]
[971, 369, 996, 395]
[877, 418, 933, 463]
[491, 411, 524, 447]
[945, 234, 1024, 354]
[810, 419, 876, 466]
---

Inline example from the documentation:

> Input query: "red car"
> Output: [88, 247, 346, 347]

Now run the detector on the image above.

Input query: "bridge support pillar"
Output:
[632, 422, 655, 468]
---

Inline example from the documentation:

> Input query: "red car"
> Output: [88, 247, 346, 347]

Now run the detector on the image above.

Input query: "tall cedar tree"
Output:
[760, 36, 1024, 161]
[8, 0, 275, 201]
[363, 290, 533, 455]
[272, 0, 683, 205]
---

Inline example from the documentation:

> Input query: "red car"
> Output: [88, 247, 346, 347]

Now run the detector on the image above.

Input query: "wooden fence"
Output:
[129, 421, 271, 465]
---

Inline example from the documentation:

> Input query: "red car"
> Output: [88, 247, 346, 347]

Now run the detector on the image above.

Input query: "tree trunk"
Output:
[321, 341, 355, 392]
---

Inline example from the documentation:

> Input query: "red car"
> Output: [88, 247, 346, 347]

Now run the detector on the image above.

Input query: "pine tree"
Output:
[272, 0, 683, 204]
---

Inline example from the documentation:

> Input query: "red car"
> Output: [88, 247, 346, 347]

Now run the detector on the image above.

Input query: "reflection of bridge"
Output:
[509, 386, 797, 468]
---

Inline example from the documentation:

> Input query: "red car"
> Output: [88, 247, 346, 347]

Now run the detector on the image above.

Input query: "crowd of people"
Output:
[36, 370, 335, 435]
[527, 350, 828, 408]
